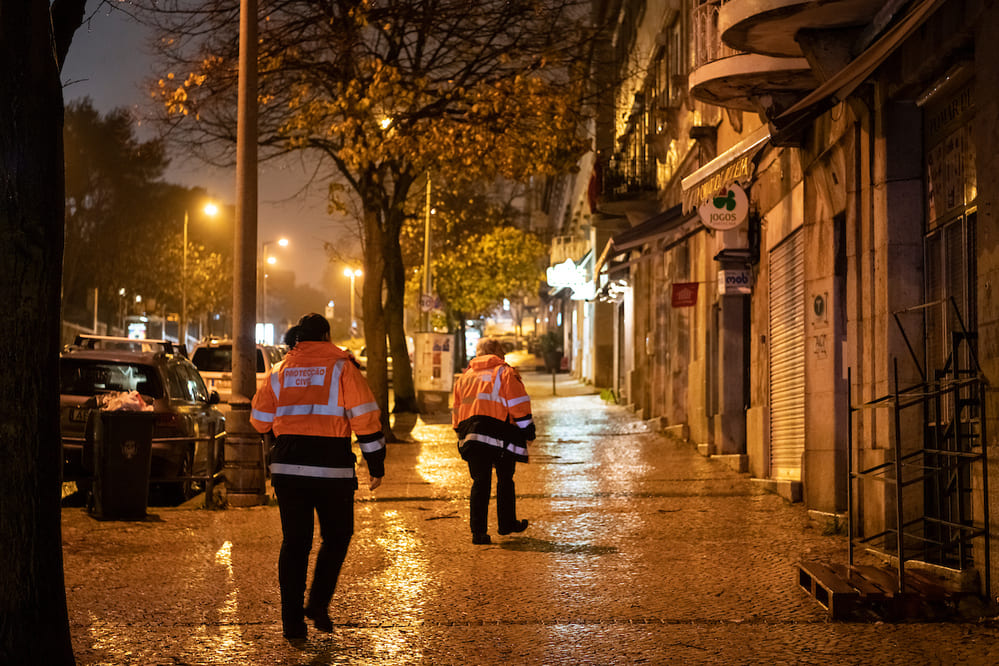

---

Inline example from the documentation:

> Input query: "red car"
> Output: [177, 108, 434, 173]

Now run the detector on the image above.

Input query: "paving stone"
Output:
[62, 372, 999, 664]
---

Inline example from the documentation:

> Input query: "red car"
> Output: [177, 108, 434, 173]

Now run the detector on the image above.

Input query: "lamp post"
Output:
[260, 237, 289, 328]
[118, 287, 126, 332]
[181, 202, 218, 349]
[421, 175, 432, 332]
[229, 0, 264, 508]
[343, 267, 362, 338]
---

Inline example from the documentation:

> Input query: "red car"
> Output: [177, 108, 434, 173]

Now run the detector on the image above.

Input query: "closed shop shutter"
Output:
[769, 228, 805, 480]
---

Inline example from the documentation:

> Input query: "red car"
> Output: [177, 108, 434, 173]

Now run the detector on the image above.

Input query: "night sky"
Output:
[61, 4, 345, 293]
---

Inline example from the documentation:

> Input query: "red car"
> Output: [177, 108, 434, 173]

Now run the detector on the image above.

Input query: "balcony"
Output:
[689, 53, 815, 113]
[594, 156, 660, 218]
[689, 1, 815, 114]
[720, 0, 883, 58]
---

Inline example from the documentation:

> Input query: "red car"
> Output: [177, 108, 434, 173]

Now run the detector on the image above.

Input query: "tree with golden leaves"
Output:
[434, 225, 548, 366]
[143, 0, 596, 433]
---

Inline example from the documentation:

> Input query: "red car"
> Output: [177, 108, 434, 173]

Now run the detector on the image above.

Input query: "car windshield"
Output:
[60, 359, 164, 398]
[192, 346, 266, 373]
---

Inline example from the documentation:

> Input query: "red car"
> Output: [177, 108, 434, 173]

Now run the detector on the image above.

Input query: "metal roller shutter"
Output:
[769, 229, 805, 480]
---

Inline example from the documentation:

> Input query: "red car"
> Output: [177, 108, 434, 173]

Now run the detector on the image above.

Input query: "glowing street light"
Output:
[181, 201, 218, 348]
[343, 267, 362, 338]
[261, 237, 289, 326]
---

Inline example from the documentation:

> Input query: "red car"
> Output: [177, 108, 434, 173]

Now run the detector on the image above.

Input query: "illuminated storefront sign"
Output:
[697, 184, 749, 231]
[547, 258, 594, 300]
[717, 268, 752, 294]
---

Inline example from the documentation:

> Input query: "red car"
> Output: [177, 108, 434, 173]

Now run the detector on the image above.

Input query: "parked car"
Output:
[190, 339, 285, 403]
[355, 337, 413, 382]
[60, 335, 225, 503]
[356, 346, 389, 380]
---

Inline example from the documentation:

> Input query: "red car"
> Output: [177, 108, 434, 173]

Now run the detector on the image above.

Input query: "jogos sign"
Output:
[697, 184, 748, 231]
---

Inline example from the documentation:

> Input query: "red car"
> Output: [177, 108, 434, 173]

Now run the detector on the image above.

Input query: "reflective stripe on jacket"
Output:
[250, 340, 385, 483]
[452, 354, 535, 462]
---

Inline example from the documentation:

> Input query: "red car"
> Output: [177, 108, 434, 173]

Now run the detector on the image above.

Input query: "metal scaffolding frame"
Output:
[847, 298, 990, 595]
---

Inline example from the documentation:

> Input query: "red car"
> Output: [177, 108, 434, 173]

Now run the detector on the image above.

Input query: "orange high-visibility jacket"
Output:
[452, 354, 535, 462]
[251, 340, 384, 483]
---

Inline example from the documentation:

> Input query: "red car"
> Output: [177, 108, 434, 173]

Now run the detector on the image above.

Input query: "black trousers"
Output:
[273, 483, 354, 628]
[465, 446, 518, 535]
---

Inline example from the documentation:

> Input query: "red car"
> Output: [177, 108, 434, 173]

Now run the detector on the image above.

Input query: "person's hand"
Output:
[368, 476, 383, 491]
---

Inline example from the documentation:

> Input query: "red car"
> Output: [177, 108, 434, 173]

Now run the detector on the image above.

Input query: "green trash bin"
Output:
[88, 410, 155, 520]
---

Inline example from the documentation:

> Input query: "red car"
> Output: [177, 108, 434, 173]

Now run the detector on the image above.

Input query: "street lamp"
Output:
[343, 267, 362, 338]
[181, 202, 218, 349]
[421, 174, 433, 332]
[261, 237, 289, 326]
[118, 287, 126, 332]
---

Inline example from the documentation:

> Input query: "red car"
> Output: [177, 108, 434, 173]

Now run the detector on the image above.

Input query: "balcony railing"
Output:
[600, 157, 658, 202]
[692, 1, 738, 70]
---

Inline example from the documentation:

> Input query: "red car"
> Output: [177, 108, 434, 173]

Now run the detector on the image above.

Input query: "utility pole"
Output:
[181, 210, 187, 347]
[228, 0, 266, 506]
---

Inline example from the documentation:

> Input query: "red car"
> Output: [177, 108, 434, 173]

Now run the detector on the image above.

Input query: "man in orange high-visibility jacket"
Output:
[452, 337, 536, 545]
[251, 313, 385, 641]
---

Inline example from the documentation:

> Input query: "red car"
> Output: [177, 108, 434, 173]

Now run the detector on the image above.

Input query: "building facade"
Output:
[546, 0, 999, 597]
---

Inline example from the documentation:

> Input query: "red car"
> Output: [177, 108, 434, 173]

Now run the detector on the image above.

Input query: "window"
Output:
[192, 346, 233, 373]
[192, 345, 267, 373]
[924, 212, 977, 374]
[60, 360, 162, 398]
[178, 363, 211, 402]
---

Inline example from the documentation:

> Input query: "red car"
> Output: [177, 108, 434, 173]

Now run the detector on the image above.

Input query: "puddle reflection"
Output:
[188, 539, 243, 660]
[363, 509, 427, 663]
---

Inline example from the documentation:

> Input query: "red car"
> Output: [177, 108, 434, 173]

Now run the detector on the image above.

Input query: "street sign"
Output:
[420, 293, 435, 312]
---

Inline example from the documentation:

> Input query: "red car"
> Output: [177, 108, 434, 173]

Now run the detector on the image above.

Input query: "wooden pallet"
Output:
[797, 560, 890, 619]
[797, 560, 971, 620]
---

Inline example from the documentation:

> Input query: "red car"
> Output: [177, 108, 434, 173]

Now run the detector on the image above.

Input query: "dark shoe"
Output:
[304, 605, 334, 633]
[471, 533, 492, 545]
[498, 519, 528, 535]
[283, 620, 307, 640]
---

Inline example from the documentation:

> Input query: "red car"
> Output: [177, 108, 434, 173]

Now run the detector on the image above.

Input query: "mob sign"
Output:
[697, 184, 749, 231]
[718, 269, 752, 295]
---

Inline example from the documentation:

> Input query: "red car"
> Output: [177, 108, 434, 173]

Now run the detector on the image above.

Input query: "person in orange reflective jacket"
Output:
[452, 337, 536, 545]
[250, 313, 385, 640]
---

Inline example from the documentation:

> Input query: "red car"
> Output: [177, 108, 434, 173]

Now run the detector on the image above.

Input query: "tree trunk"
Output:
[383, 218, 417, 413]
[0, 2, 79, 663]
[454, 310, 468, 370]
[360, 196, 395, 441]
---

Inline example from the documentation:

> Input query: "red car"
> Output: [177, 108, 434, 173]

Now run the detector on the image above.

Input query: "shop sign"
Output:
[127, 322, 147, 339]
[671, 282, 698, 307]
[546, 258, 587, 289]
[697, 184, 749, 231]
[717, 269, 752, 295]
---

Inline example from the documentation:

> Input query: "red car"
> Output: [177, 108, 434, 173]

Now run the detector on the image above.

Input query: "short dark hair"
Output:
[296, 313, 330, 342]
[283, 325, 300, 348]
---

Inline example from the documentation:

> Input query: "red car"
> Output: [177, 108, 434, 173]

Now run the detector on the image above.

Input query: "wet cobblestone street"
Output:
[62, 373, 999, 664]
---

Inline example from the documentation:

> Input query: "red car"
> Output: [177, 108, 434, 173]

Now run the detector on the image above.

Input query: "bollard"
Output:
[204, 421, 219, 509]
[552, 367, 557, 396]
[223, 400, 267, 506]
